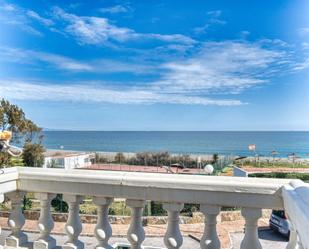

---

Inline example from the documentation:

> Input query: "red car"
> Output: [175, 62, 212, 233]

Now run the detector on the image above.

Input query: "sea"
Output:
[43, 131, 309, 158]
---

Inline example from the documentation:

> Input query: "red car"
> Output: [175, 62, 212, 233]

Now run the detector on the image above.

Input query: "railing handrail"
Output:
[0, 167, 296, 209]
[19, 166, 293, 188]
[282, 180, 309, 248]
[0, 167, 19, 195]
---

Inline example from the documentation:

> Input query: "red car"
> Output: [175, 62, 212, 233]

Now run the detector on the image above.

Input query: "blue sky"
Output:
[0, 0, 308, 131]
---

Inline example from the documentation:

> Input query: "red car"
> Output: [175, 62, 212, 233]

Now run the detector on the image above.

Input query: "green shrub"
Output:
[80, 203, 97, 215]
[249, 172, 309, 182]
[22, 196, 32, 211]
[181, 204, 200, 216]
[150, 201, 167, 216]
[51, 194, 68, 212]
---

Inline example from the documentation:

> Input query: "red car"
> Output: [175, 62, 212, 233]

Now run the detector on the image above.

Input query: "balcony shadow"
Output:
[258, 228, 289, 242]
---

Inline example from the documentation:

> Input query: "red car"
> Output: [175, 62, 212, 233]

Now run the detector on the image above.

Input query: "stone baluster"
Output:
[62, 195, 84, 249]
[5, 191, 28, 248]
[0, 194, 4, 237]
[286, 221, 297, 249]
[126, 199, 146, 249]
[297, 239, 305, 249]
[93, 197, 114, 249]
[240, 207, 262, 249]
[34, 193, 56, 249]
[163, 203, 184, 249]
[200, 205, 221, 249]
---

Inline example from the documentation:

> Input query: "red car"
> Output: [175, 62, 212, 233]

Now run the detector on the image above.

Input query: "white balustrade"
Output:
[286, 223, 298, 249]
[240, 207, 262, 249]
[5, 191, 28, 248]
[286, 223, 305, 249]
[33, 193, 56, 249]
[200, 204, 221, 249]
[282, 181, 309, 249]
[0, 194, 4, 240]
[0, 167, 308, 249]
[297, 240, 305, 249]
[126, 199, 146, 249]
[163, 203, 184, 249]
[62, 195, 84, 249]
[93, 197, 114, 249]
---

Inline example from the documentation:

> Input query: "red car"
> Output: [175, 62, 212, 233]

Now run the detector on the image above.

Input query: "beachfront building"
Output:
[43, 151, 95, 169]
[0, 167, 308, 249]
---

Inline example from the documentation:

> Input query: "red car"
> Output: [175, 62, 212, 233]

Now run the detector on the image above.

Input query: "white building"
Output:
[43, 151, 95, 170]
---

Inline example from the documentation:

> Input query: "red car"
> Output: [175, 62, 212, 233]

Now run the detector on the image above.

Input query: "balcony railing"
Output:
[0, 167, 308, 249]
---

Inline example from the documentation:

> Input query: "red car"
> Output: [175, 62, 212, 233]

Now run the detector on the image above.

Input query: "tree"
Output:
[0, 99, 43, 167]
[136, 152, 149, 165]
[22, 142, 45, 167]
[212, 153, 219, 164]
[114, 152, 126, 164]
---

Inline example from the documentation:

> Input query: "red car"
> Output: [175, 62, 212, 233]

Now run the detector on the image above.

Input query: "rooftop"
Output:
[44, 150, 94, 158]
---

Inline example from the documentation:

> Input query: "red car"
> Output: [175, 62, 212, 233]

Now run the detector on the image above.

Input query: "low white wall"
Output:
[44, 154, 93, 169]
[233, 166, 248, 177]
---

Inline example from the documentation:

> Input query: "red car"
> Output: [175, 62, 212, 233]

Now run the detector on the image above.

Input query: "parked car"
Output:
[269, 210, 290, 237]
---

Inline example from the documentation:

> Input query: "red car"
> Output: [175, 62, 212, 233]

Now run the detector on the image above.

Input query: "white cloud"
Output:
[0, 46, 156, 74]
[293, 60, 309, 70]
[0, 81, 243, 106]
[0, 47, 92, 71]
[51, 7, 195, 45]
[99, 5, 131, 14]
[207, 10, 222, 17]
[154, 41, 289, 93]
[240, 31, 250, 39]
[34, 52, 92, 71]
[298, 27, 309, 36]
[1, 19, 43, 36]
[291, 43, 309, 70]
[302, 42, 309, 50]
[194, 9, 225, 34]
[193, 24, 210, 34]
[0, 39, 294, 93]
[1, 3, 16, 11]
[26, 10, 54, 26]
[0, 1, 53, 35]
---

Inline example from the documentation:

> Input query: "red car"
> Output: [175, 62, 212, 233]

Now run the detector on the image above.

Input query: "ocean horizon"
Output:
[43, 131, 309, 158]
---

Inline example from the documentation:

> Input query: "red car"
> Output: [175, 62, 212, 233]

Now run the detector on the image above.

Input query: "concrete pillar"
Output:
[200, 205, 221, 249]
[5, 191, 28, 248]
[93, 197, 113, 249]
[163, 203, 184, 249]
[126, 199, 146, 249]
[286, 222, 298, 249]
[62, 195, 84, 249]
[240, 207, 262, 249]
[34, 193, 56, 249]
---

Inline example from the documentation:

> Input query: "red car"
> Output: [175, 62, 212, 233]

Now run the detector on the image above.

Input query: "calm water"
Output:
[43, 131, 309, 157]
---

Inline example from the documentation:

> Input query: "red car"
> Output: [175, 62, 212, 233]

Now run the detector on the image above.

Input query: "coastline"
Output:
[45, 148, 309, 163]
